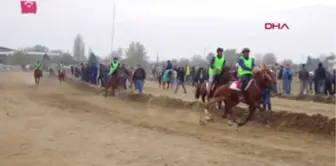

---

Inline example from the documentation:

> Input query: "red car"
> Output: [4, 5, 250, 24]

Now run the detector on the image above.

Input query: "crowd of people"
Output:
[62, 47, 335, 103]
[70, 57, 147, 94]
[274, 63, 335, 96]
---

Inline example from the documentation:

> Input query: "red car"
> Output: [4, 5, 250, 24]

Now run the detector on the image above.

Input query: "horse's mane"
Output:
[253, 64, 269, 74]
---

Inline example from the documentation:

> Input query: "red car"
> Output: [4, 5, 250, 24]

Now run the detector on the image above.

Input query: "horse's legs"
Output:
[201, 93, 205, 102]
[104, 86, 109, 97]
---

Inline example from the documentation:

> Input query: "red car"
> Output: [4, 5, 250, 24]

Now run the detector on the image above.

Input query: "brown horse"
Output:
[105, 69, 122, 97]
[202, 64, 276, 127]
[34, 68, 43, 85]
[58, 69, 65, 83]
[195, 67, 234, 108]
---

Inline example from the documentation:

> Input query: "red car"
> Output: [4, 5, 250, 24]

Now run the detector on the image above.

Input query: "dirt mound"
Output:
[275, 94, 335, 105]
[66, 77, 335, 136]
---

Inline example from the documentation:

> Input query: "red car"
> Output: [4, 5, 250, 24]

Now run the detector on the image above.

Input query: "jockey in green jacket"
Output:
[207, 47, 226, 93]
[59, 61, 64, 72]
[237, 48, 255, 92]
[108, 57, 120, 76]
[35, 60, 41, 70]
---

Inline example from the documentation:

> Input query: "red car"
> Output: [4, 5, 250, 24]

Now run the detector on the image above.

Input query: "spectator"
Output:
[325, 71, 333, 95]
[90, 64, 98, 85]
[185, 65, 191, 83]
[98, 64, 107, 87]
[165, 60, 172, 70]
[262, 88, 272, 110]
[308, 71, 314, 94]
[171, 67, 178, 91]
[119, 63, 130, 90]
[191, 66, 196, 86]
[195, 67, 208, 84]
[80, 63, 85, 81]
[332, 70, 336, 95]
[314, 62, 327, 94]
[133, 64, 146, 93]
[174, 67, 187, 95]
[282, 64, 292, 96]
[298, 64, 309, 95]
[70, 65, 74, 76]
[276, 65, 283, 94]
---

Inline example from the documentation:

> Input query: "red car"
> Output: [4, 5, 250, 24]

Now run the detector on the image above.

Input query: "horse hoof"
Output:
[205, 116, 213, 122]
[199, 120, 206, 126]
[228, 120, 235, 126]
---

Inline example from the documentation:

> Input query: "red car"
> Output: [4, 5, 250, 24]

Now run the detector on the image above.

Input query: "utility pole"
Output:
[110, 4, 116, 62]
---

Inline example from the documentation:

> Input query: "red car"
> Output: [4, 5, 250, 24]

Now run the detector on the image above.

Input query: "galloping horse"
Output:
[202, 64, 276, 126]
[58, 69, 65, 83]
[195, 67, 234, 108]
[105, 69, 122, 97]
[34, 68, 43, 85]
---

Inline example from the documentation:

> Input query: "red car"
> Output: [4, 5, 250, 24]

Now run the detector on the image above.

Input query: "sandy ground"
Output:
[143, 81, 335, 117]
[0, 72, 335, 166]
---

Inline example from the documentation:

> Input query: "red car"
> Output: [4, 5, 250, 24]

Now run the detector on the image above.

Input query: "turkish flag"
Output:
[20, 0, 37, 14]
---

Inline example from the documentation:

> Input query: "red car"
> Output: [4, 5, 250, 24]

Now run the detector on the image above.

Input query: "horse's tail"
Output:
[195, 84, 201, 99]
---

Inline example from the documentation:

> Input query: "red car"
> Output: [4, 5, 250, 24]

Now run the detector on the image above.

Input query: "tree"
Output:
[60, 52, 75, 65]
[178, 58, 189, 66]
[124, 42, 148, 67]
[23, 45, 49, 52]
[88, 51, 99, 66]
[263, 53, 277, 65]
[282, 59, 293, 65]
[73, 34, 86, 62]
[254, 53, 264, 65]
[223, 49, 238, 66]
[206, 52, 215, 63]
[7, 51, 28, 65]
[190, 54, 207, 67]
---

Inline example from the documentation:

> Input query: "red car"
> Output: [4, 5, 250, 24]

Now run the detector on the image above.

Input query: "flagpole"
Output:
[110, 4, 116, 62]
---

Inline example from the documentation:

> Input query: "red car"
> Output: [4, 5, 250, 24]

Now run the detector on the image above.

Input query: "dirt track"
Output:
[0, 72, 335, 166]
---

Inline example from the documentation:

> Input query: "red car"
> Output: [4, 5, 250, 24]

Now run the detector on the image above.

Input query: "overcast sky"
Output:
[1, 0, 335, 62]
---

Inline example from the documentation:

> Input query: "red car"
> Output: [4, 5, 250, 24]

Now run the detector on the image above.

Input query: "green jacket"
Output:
[35, 62, 41, 69]
[108, 62, 120, 75]
[209, 55, 225, 75]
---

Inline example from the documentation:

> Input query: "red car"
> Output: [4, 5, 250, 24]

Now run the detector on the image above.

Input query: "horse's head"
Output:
[253, 64, 277, 88]
[219, 67, 235, 83]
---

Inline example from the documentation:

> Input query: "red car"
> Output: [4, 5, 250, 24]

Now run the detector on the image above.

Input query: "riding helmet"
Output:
[242, 48, 250, 53]
[217, 47, 223, 52]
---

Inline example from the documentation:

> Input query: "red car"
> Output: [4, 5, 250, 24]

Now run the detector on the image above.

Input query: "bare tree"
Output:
[254, 53, 264, 66]
[124, 42, 148, 67]
[263, 52, 277, 65]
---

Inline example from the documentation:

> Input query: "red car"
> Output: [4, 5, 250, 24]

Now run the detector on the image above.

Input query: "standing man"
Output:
[174, 67, 187, 95]
[282, 63, 292, 96]
[208, 47, 226, 94]
[276, 65, 284, 94]
[237, 48, 255, 95]
[314, 62, 326, 94]
[298, 64, 309, 95]
[119, 63, 130, 90]
[133, 64, 146, 93]
[185, 65, 190, 83]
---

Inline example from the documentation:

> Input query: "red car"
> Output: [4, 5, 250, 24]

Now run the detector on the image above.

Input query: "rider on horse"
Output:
[108, 57, 120, 77]
[207, 47, 226, 96]
[59, 61, 64, 73]
[237, 48, 255, 98]
[35, 60, 41, 70]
